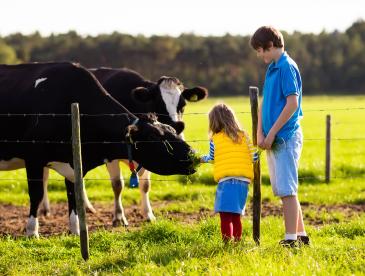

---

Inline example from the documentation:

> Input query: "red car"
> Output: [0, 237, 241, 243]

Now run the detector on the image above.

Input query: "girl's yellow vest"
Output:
[212, 132, 254, 182]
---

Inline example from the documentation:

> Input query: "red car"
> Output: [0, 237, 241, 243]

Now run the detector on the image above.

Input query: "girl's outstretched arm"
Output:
[201, 140, 215, 163]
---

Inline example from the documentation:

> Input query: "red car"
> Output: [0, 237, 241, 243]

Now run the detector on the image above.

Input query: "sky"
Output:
[1, 0, 364, 37]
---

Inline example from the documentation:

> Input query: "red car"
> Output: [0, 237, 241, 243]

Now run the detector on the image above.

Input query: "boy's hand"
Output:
[262, 132, 275, 150]
[257, 131, 265, 149]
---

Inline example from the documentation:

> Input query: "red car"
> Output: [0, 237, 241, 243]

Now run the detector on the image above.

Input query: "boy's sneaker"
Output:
[297, 235, 310, 246]
[279, 239, 298, 248]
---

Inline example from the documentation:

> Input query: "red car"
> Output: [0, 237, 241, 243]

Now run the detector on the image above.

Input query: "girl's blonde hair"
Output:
[208, 103, 244, 143]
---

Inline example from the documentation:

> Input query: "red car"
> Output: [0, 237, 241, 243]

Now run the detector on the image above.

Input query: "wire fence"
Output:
[1, 106, 365, 184]
[0, 137, 365, 145]
[0, 106, 364, 144]
[0, 106, 364, 118]
[0, 174, 364, 183]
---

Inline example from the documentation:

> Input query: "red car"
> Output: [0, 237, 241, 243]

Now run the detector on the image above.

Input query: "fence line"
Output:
[0, 175, 364, 183]
[0, 137, 364, 145]
[0, 106, 364, 118]
[1, 105, 364, 185]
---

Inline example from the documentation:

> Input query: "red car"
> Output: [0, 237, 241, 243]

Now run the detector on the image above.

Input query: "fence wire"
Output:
[1, 106, 364, 184]
[0, 137, 365, 145]
[0, 106, 364, 118]
[0, 174, 364, 183]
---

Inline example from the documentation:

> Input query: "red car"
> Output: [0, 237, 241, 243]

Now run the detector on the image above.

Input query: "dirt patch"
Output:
[0, 202, 364, 237]
[0, 203, 145, 237]
[158, 201, 365, 226]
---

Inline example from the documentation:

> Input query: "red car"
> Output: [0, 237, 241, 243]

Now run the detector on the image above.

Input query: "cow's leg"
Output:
[40, 167, 51, 216]
[48, 161, 96, 213]
[25, 163, 44, 238]
[138, 169, 156, 221]
[106, 160, 128, 227]
[81, 187, 96, 214]
[65, 179, 80, 235]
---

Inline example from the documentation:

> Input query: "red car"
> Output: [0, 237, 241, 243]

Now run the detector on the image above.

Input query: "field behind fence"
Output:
[0, 95, 364, 275]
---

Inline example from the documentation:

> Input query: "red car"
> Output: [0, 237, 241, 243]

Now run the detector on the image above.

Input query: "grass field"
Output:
[0, 95, 364, 275]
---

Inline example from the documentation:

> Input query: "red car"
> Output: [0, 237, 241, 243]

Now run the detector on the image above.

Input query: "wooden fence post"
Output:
[325, 114, 331, 183]
[71, 103, 89, 261]
[249, 86, 261, 245]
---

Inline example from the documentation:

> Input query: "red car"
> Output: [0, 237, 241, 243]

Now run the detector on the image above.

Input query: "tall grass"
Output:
[0, 217, 364, 275]
[0, 95, 364, 274]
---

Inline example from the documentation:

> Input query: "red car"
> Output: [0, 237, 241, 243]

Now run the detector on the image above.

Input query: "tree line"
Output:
[1, 20, 364, 96]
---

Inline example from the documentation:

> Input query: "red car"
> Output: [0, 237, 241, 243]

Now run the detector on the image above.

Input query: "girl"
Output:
[201, 103, 256, 242]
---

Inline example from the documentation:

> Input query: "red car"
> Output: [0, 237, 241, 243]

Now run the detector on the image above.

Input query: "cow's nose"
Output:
[174, 121, 185, 135]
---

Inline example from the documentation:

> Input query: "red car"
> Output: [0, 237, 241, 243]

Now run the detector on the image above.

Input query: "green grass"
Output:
[0, 95, 365, 274]
[0, 217, 364, 275]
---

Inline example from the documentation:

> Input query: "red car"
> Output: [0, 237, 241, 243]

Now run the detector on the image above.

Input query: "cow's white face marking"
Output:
[69, 210, 80, 235]
[0, 158, 25, 170]
[47, 162, 75, 183]
[160, 80, 182, 122]
[34, 77, 47, 88]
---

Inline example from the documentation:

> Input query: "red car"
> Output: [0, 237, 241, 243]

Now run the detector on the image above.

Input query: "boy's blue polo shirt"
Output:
[262, 51, 303, 141]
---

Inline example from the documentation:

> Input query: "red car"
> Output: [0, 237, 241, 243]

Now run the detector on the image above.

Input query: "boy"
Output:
[250, 26, 309, 246]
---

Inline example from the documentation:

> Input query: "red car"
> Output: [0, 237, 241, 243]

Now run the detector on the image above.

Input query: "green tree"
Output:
[0, 40, 18, 64]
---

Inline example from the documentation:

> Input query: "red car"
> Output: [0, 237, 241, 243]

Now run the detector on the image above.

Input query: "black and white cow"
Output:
[0, 62, 196, 237]
[40, 67, 207, 226]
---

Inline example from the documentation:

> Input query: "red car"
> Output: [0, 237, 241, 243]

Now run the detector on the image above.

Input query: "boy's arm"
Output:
[200, 140, 215, 163]
[257, 101, 265, 149]
[262, 95, 298, 149]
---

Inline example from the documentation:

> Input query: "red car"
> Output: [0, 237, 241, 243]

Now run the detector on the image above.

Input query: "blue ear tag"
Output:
[129, 172, 139, 188]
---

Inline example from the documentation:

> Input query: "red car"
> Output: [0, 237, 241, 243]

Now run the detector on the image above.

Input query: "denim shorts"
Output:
[214, 178, 249, 215]
[266, 128, 303, 197]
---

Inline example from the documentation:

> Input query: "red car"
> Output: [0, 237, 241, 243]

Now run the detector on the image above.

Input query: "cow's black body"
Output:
[0, 62, 195, 232]
[1, 63, 128, 169]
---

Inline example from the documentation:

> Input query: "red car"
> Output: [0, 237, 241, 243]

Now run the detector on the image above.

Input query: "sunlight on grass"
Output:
[0, 216, 364, 275]
[0, 96, 364, 274]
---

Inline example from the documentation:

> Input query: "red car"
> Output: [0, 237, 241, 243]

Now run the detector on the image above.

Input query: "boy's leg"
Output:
[231, 213, 242, 241]
[296, 200, 310, 244]
[282, 195, 299, 237]
[267, 130, 304, 243]
[219, 212, 233, 241]
[297, 201, 306, 233]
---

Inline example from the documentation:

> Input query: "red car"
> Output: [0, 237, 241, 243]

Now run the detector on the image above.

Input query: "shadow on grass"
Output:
[335, 165, 365, 177]
[288, 165, 364, 185]
[176, 165, 365, 186]
[89, 255, 136, 274]
[319, 221, 365, 239]
[352, 198, 365, 205]
[177, 174, 215, 185]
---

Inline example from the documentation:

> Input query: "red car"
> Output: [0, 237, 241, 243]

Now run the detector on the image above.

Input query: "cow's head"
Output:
[125, 113, 196, 175]
[132, 77, 207, 135]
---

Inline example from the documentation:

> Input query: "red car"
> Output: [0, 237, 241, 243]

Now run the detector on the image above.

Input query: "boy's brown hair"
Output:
[250, 26, 284, 50]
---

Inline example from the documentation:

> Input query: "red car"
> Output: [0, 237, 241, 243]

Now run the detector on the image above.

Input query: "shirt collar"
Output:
[269, 51, 288, 69]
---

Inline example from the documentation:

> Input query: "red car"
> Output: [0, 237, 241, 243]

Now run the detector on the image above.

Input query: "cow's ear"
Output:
[132, 87, 154, 103]
[182, 87, 208, 102]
